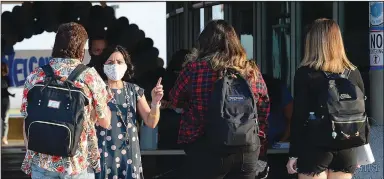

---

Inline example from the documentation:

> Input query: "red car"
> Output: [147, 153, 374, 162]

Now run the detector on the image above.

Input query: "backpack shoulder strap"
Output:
[41, 65, 54, 77]
[323, 71, 330, 79]
[342, 69, 352, 79]
[323, 69, 351, 79]
[67, 64, 88, 82]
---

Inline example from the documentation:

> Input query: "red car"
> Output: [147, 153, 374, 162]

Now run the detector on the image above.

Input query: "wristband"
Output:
[289, 157, 298, 160]
[151, 102, 161, 108]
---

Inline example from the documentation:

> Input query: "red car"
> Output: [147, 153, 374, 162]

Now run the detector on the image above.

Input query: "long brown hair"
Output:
[301, 18, 356, 73]
[186, 20, 259, 81]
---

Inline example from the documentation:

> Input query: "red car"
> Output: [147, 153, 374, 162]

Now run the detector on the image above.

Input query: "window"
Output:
[200, 8, 205, 32]
[232, 2, 254, 59]
[265, 2, 291, 83]
[212, 4, 224, 20]
[241, 35, 254, 60]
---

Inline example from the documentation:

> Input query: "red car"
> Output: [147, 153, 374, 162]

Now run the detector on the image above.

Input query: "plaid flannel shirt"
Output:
[169, 60, 270, 156]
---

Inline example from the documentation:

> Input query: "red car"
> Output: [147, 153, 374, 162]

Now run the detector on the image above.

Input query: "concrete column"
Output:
[369, 2, 383, 126]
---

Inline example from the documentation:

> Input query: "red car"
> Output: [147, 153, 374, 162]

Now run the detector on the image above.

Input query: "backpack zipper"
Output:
[332, 119, 366, 123]
[28, 121, 72, 150]
[33, 84, 89, 100]
[331, 118, 366, 139]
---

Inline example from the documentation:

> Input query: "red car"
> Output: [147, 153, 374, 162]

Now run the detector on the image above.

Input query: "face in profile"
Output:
[90, 39, 107, 56]
[103, 52, 128, 81]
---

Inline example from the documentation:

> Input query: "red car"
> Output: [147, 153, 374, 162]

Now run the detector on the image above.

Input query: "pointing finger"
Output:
[156, 77, 162, 86]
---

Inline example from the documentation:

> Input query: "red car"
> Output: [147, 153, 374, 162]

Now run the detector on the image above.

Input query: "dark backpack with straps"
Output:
[308, 69, 369, 149]
[25, 64, 89, 157]
[205, 69, 260, 153]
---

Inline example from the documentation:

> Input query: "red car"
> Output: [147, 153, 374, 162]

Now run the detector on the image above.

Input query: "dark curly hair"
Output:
[103, 45, 135, 81]
[52, 22, 88, 59]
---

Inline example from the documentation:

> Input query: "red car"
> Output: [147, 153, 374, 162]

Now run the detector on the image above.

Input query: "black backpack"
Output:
[308, 69, 369, 148]
[205, 69, 260, 153]
[25, 64, 89, 157]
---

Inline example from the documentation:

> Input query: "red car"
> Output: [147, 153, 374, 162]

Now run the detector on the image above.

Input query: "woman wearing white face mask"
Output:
[95, 45, 163, 179]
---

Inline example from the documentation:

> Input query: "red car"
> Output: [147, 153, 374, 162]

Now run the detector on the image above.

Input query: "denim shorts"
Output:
[31, 164, 95, 179]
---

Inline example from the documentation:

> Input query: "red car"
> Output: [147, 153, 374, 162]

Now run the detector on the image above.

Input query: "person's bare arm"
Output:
[138, 96, 160, 128]
[137, 79, 163, 128]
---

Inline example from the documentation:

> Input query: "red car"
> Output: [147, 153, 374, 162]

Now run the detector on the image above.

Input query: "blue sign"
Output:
[1, 53, 52, 87]
[370, 2, 383, 26]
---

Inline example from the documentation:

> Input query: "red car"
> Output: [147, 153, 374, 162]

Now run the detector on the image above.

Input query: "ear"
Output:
[80, 49, 85, 62]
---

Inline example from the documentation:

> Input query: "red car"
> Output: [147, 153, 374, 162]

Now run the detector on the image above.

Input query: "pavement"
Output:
[353, 125, 383, 179]
[4, 109, 383, 179]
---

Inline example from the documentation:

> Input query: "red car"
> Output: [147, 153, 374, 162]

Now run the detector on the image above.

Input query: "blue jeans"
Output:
[31, 164, 95, 179]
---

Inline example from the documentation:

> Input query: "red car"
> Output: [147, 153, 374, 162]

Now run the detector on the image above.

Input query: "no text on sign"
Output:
[370, 2, 383, 26]
[370, 31, 384, 66]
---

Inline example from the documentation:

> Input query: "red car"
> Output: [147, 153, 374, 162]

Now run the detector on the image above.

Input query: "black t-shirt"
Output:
[289, 66, 365, 157]
[1, 76, 11, 98]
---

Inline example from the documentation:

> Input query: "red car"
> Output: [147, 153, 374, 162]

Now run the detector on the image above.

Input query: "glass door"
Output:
[264, 2, 291, 85]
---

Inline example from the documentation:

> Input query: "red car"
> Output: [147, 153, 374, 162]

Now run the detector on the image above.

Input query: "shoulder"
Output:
[79, 66, 108, 89]
[349, 68, 362, 77]
[125, 82, 144, 91]
[294, 66, 315, 80]
[27, 66, 45, 81]
[83, 66, 98, 76]
[184, 60, 210, 70]
[348, 68, 363, 82]
[125, 82, 145, 99]
[81, 66, 100, 81]
[295, 66, 312, 75]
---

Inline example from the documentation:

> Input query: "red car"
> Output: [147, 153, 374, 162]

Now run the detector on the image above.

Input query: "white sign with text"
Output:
[370, 31, 384, 66]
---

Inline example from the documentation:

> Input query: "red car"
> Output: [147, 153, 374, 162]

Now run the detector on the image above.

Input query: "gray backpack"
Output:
[205, 69, 260, 153]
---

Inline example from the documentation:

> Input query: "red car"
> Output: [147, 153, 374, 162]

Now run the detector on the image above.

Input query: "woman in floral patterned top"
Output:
[20, 23, 113, 179]
[95, 46, 163, 179]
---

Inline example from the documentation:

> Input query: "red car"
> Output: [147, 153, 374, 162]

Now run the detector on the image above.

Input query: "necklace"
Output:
[102, 82, 136, 179]
[110, 82, 133, 147]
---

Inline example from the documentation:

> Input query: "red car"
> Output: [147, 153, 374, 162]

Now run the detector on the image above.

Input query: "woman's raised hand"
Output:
[151, 77, 164, 105]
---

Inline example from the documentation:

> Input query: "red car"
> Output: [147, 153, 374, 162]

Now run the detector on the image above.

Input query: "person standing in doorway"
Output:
[1, 62, 15, 145]
[87, 37, 108, 80]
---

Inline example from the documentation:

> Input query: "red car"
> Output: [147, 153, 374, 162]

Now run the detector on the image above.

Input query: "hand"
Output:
[255, 160, 269, 179]
[286, 158, 298, 174]
[10, 93, 15, 97]
[151, 78, 164, 104]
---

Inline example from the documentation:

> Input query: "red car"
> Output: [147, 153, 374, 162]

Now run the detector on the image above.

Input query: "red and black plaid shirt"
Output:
[169, 60, 270, 156]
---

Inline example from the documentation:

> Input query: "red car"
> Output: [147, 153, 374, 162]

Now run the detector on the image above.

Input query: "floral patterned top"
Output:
[20, 58, 112, 176]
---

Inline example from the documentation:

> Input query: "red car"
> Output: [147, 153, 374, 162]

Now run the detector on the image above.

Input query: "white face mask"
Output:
[103, 64, 128, 81]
